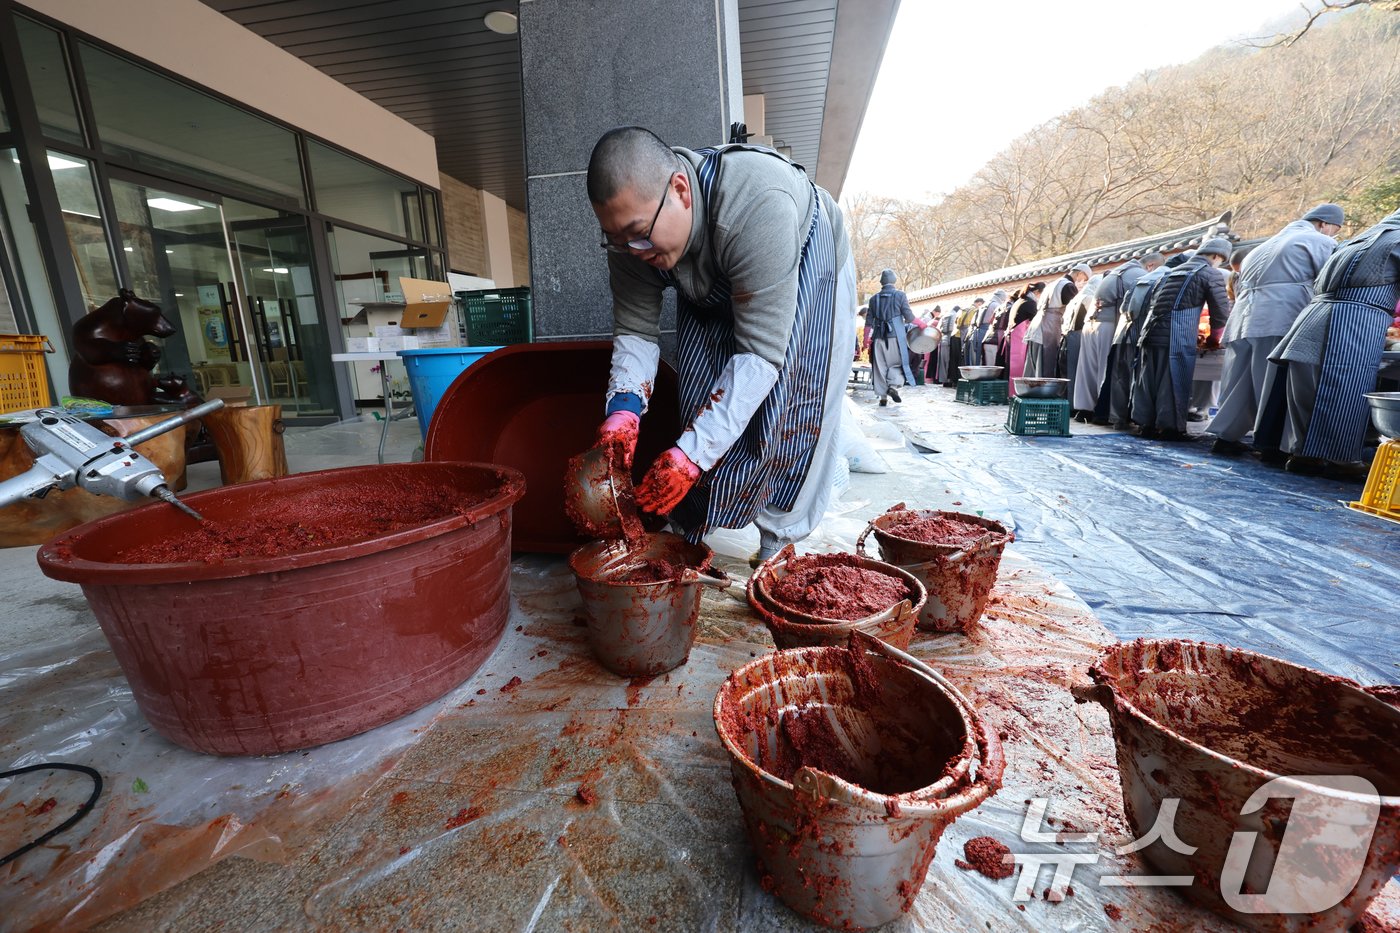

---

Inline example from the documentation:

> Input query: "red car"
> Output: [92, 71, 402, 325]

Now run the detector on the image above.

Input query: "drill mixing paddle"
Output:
[0, 399, 225, 518]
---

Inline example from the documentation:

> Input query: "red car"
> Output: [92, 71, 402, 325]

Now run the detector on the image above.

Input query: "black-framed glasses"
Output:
[600, 174, 672, 254]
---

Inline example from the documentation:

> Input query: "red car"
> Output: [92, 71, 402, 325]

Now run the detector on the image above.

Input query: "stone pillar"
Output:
[518, 0, 743, 349]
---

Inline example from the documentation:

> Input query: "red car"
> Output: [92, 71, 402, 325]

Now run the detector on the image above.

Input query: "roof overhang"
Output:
[201, 0, 898, 210]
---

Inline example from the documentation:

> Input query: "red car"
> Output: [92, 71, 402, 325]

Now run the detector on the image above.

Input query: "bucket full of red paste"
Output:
[857, 503, 1011, 633]
[37, 462, 525, 756]
[714, 631, 1004, 929]
[569, 532, 730, 677]
[747, 545, 925, 650]
[1075, 639, 1400, 931]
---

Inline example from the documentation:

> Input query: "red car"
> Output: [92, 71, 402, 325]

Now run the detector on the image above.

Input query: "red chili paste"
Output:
[769, 553, 911, 620]
[953, 835, 1014, 880]
[610, 558, 684, 584]
[884, 512, 990, 548]
[118, 483, 493, 564]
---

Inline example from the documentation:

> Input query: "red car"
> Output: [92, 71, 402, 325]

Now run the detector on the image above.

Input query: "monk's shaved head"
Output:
[587, 127, 677, 204]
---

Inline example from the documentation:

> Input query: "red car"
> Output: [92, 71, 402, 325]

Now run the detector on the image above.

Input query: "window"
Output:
[309, 141, 424, 240]
[80, 43, 305, 209]
[0, 149, 73, 396]
[424, 190, 442, 248]
[47, 151, 118, 310]
[15, 17, 84, 145]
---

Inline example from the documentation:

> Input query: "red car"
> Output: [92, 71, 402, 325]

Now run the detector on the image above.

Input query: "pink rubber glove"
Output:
[596, 411, 640, 469]
[635, 447, 701, 515]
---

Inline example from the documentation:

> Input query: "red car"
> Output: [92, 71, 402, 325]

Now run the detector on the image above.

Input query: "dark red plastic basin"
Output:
[37, 462, 525, 756]
[423, 341, 681, 553]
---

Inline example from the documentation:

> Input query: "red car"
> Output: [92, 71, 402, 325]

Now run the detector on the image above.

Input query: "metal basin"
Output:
[959, 365, 1003, 381]
[714, 633, 1003, 930]
[563, 443, 639, 539]
[1076, 639, 1400, 931]
[570, 532, 729, 677]
[1365, 392, 1400, 440]
[1013, 376, 1070, 399]
[746, 544, 925, 650]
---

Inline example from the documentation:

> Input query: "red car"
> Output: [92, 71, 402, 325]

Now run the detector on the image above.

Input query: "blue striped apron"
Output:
[663, 146, 837, 540]
[1163, 267, 1205, 429]
[1300, 284, 1393, 461]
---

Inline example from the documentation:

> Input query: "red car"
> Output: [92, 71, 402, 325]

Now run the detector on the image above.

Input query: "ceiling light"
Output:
[147, 197, 203, 212]
[11, 154, 85, 170]
[262, 267, 289, 274]
[483, 10, 517, 34]
[174, 293, 184, 297]
[123, 246, 133, 252]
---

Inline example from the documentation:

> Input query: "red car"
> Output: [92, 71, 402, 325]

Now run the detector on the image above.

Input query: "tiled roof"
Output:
[906, 212, 1234, 303]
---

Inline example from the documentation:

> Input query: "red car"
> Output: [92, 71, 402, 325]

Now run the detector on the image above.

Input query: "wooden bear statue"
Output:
[69, 289, 178, 406]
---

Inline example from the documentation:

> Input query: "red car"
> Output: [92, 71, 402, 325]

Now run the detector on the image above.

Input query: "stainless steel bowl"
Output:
[1013, 377, 1070, 399]
[1365, 392, 1400, 440]
[958, 365, 1004, 381]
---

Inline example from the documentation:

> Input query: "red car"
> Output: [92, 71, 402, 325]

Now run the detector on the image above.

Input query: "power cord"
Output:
[0, 763, 103, 868]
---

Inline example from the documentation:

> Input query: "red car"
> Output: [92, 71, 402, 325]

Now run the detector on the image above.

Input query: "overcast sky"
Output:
[843, 0, 1307, 202]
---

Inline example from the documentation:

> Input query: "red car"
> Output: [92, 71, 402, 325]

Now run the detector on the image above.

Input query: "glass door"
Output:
[107, 175, 335, 417]
[224, 199, 335, 417]
[109, 175, 262, 403]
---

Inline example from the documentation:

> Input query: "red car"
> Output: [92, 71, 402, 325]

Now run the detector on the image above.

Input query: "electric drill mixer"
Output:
[0, 399, 224, 520]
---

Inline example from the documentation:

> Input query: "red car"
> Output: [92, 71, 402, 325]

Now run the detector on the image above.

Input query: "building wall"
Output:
[19, 0, 438, 186]
[508, 207, 530, 290]
[439, 173, 488, 276]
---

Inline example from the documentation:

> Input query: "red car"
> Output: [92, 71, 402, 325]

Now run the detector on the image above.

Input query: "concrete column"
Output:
[480, 189, 515, 287]
[518, 0, 743, 346]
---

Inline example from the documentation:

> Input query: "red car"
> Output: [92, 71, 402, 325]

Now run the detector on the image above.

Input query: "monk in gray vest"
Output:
[585, 127, 856, 562]
[1209, 204, 1342, 455]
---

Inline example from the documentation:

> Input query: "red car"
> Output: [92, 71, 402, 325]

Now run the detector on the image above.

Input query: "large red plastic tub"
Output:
[37, 462, 525, 756]
[423, 341, 680, 553]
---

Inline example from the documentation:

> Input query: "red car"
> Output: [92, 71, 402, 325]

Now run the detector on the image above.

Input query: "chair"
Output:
[268, 360, 292, 397]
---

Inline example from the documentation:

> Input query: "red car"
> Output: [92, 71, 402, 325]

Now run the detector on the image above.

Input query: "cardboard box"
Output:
[415, 318, 460, 348]
[345, 336, 379, 353]
[397, 277, 454, 329]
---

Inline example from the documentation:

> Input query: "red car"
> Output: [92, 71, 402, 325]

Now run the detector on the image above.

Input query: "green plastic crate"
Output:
[1005, 396, 1071, 436]
[457, 287, 532, 346]
[955, 378, 1008, 406]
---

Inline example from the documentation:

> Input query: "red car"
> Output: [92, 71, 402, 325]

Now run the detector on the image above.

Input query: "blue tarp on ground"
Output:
[916, 430, 1399, 685]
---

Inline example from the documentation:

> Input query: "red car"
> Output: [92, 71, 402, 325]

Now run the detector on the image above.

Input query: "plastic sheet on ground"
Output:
[845, 389, 1400, 686]
[2, 515, 1397, 930]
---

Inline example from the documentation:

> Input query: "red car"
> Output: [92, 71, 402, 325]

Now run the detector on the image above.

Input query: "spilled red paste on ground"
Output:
[444, 805, 484, 829]
[500, 676, 523, 693]
[119, 484, 493, 564]
[883, 512, 989, 547]
[769, 553, 911, 620]
[954, 836, 1014, 880]
[1104, 903, 1123, 921]
[575, 784, 597, 805]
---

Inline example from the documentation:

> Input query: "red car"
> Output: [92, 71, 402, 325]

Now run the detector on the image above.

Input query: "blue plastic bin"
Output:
[399, 347, 502, 438]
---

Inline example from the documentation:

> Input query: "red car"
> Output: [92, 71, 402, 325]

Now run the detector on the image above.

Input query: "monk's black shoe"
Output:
[1211, 438, 1250, 456]
[888, 387, 902, 403]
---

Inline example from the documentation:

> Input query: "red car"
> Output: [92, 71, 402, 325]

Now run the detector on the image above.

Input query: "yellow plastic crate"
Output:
[0, 334, 55, 414]
[1349, 440, 1400, 525]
